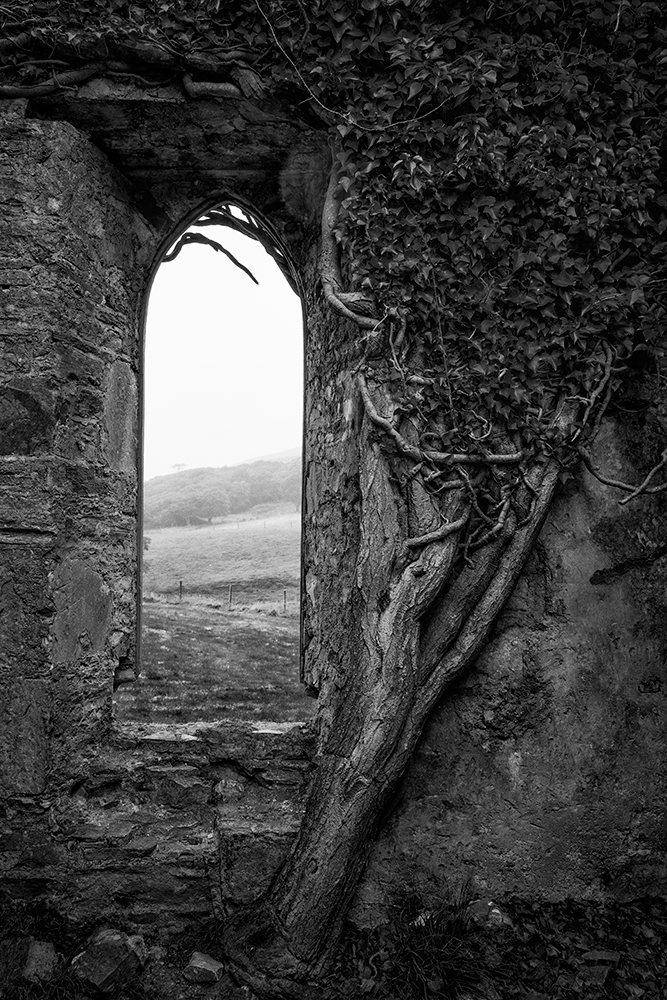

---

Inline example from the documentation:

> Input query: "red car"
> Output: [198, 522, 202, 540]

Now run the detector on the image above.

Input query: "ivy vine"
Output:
[2, 0, 666, 544]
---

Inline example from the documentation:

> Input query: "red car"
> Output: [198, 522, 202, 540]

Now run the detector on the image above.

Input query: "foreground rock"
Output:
[183, 950, 225, 983]
[71, 927, 146, 993]
[23, 940, 62, 982]
[466, 898, 514, 929]
[0, 937, 61, 985]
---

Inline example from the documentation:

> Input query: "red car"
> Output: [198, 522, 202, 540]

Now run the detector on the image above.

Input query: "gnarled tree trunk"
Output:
[225, 336, 561, 994]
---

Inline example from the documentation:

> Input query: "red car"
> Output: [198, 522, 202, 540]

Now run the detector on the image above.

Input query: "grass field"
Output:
[114, 508, 316, 724]
[143, 504, 301, 598]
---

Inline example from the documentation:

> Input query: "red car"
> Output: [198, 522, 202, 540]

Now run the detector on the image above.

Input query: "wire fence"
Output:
[143, 581, 300, 614]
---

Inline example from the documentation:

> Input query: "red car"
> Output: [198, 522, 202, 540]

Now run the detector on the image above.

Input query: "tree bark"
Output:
[225, 355, 561, 995]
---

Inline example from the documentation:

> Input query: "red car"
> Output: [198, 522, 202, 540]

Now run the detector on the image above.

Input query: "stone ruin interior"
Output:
[1, 71, 666, 992]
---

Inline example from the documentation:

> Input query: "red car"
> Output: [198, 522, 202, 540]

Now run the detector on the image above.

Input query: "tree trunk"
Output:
[225, 331, 561, 993]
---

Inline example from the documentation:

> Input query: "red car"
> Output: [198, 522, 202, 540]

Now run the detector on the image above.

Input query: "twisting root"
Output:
[578, 445, 667, 502]
[0, 61, 104, 96]
[619, 448, 667, 504]
[467, 496, 512, 551]
[405, 515, 469, 550]
[358, 372, 525, 467]
[319, 165, 379, 329]
[182, 72, 241, 98]
[572, 343, 613, 443]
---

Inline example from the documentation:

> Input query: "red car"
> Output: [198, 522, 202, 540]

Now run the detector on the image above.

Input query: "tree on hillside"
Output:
[3, 2, 666, 997]
[191, 480, 231, 523]
[226, 478, 250, 513]
[143, 471, 231, 527]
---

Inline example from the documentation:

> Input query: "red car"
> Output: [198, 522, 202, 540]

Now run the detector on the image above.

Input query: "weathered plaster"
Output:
[352, 417, 667, 921]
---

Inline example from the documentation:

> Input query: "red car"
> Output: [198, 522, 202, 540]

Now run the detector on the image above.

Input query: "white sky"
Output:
[143, 225, 303, 481]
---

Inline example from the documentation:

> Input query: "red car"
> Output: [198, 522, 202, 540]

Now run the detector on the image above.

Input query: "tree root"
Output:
[578, 444, 667, 503]
[0, 34, 257, 101]
[182, 72, 241, 99]
[405, 515, 468, 549]
[225, 914, 330, 1000]
[0, 61, 104, 97]
[319, 164, 379, 329]
[358, 371, 525, 466]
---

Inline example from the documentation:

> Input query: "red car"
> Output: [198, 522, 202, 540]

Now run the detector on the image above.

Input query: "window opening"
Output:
[114, 204, 314, 724]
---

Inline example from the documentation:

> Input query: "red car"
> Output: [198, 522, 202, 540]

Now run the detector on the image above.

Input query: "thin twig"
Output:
[619, 447, 667, 505]
[572, 343, 613, 443]
[255, 0, 450, 132]
[578, 446, 667, 501]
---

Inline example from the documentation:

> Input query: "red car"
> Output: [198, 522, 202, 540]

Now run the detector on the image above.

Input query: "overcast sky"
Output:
[143, 225, 303, 481]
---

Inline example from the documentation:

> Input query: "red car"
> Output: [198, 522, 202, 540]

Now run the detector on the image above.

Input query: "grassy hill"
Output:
[116, 510, 310, 724]
[143, 510, 301, 599]
[125, 459, 308, 725]
[143, 456, 301, 528]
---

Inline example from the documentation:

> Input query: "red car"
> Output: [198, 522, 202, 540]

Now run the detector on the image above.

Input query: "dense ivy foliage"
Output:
[325, 0, 667, 463]
[2, 0, 666, 472]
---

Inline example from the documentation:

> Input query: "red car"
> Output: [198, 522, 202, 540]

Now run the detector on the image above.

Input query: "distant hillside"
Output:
[238, 446, 300, 464]
[144, 457, 301, 528]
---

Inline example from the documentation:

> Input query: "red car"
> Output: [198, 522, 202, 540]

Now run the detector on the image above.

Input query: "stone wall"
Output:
[353, 410, 667, 921]
[0, 100, 144, 796]
[0, 93, 665, 949]
[5, 719, 314, 935]
[0, 98, 318, 938]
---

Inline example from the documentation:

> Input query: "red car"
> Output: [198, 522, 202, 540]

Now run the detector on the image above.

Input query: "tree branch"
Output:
[162, 232, 259, 283]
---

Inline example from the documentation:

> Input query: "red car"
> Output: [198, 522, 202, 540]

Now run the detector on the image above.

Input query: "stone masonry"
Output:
[0, 81, 665, 945]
